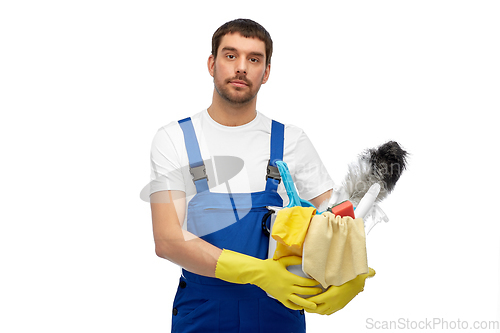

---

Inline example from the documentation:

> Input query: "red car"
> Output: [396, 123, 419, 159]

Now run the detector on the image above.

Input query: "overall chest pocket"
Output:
[187, 191, 280, 257]
[187, 192, 255, 237]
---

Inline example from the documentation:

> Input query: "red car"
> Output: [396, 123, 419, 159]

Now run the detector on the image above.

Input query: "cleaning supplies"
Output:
[302, 212, 369, 288]
[354, 183, 381, 219]
[328, 200, 355, 219]
[271, 206, 316, 259]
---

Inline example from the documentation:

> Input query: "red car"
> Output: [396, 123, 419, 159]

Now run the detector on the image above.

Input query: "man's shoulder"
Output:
[156, 110, 205, 132]
[258, 112, 305, 136]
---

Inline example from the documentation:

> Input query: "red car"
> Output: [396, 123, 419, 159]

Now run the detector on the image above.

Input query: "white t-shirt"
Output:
[149, 109, 334, 207]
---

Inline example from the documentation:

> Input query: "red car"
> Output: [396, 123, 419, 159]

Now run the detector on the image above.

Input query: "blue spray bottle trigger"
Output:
[275, 161, 315, 209]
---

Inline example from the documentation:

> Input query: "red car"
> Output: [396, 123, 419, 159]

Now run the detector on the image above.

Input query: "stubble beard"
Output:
[213, 67, 264, 105]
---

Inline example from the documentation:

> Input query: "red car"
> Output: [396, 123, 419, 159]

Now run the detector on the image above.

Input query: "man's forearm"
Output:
[154, 227, 222, 278]
[151, 193, 223, 278]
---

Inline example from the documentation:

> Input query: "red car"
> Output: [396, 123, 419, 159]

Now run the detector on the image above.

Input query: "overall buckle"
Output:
[190, 165, 208, 183]
[266, 160, 281, 183]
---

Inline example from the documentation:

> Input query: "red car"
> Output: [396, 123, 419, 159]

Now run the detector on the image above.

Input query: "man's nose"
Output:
[235, 58, 247, 74]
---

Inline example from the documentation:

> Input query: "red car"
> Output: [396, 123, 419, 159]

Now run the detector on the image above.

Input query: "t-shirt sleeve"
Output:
[289, 129, 334, 201]
[149, 126, 186, 195]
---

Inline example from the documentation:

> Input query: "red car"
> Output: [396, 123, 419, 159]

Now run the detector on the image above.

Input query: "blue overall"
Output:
[171, 117, 306, 333]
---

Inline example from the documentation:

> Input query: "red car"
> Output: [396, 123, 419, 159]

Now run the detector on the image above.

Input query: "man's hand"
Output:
[305, 268, 376, 315]
[215, 250, 323, 310]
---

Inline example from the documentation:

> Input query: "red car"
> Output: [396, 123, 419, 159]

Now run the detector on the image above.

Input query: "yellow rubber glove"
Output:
[215, 249, 323, 311]
[305, 268, 376, 315]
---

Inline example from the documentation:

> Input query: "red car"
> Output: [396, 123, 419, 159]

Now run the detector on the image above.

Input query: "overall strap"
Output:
[178, 117, 209, 193]
[265, 120, 285, 193]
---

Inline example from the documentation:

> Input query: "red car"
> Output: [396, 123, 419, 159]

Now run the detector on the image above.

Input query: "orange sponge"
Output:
[328, 200, 355, 219]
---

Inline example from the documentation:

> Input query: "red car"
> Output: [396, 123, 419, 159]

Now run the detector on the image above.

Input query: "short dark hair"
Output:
[212, 19, 273, 66]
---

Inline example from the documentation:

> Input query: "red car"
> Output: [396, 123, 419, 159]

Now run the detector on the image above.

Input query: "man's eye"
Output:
[226, 55, 235, 59]
[249, 58, 259, 63]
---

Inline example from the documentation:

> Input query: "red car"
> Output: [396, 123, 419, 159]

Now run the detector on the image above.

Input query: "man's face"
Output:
[208, 32, 270, 105]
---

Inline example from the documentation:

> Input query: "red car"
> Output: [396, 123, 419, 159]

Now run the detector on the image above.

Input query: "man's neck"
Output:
[207, 92, 258, 127]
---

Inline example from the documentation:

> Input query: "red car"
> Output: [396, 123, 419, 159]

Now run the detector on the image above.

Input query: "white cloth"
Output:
[149, 109, 334, 222]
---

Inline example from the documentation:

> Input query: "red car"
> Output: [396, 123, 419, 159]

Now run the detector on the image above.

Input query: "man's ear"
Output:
[262, 63, 271, 84]
[208, 54, 215, 77]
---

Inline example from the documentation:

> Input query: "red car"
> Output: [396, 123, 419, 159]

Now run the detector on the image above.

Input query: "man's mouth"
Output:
[229, 80, 249, 88]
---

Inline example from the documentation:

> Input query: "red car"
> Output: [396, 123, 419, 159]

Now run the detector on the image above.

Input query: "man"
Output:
[149, 19, 372, 332]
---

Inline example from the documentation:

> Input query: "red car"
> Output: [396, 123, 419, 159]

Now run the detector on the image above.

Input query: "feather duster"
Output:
[343, 141, 408, 207]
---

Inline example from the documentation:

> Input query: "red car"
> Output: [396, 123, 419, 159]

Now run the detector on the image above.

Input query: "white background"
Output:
[1, 1, 499, 332]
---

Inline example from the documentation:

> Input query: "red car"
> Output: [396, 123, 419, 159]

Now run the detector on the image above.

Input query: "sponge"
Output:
[327, 200, 355, 219]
